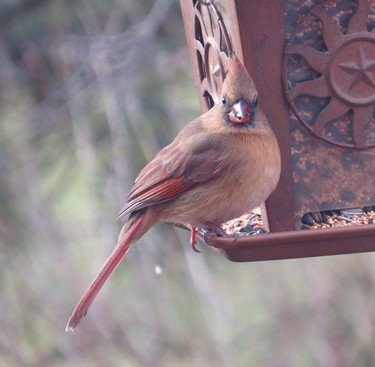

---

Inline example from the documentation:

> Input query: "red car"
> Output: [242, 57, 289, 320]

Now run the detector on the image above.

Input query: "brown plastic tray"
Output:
[203, 225, 375, 262]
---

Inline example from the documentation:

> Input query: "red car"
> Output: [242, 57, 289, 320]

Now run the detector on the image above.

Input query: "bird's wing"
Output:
[116, 136, 223, 219]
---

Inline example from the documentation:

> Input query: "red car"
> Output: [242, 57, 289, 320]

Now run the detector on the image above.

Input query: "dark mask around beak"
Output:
[228, 99, 252, 124]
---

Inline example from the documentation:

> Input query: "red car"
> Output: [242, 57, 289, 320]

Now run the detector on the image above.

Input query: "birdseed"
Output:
[221, 211, 266, 236]
[301, 207, 375, 229]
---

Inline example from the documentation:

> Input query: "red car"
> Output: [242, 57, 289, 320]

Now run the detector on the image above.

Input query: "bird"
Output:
[66, 53, 281, 331]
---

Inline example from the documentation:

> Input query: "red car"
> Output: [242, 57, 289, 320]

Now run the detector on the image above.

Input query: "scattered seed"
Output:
[302, 206, 375, 230]
[221, 211, 266, 236]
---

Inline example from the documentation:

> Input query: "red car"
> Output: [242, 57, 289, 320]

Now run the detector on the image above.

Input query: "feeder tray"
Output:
[179, 0, 375, 261]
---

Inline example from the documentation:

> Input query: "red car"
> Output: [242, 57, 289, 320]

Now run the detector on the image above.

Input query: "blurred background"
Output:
[1, 0, 375, 366]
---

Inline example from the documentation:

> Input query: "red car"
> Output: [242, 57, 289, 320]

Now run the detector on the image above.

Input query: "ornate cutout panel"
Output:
[284, 0, 375, 149]
[193, 0, 232, 110]
[284, 0, 375, 225]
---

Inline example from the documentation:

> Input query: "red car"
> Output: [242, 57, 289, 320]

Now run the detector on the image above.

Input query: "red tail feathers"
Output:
[66, 212, 149, 331]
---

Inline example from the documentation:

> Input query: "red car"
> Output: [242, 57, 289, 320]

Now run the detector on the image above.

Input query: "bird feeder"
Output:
[179, 0, 375, 261]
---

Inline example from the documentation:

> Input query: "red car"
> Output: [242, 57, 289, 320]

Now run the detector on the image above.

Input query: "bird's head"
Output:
[220, 53, 259, 128]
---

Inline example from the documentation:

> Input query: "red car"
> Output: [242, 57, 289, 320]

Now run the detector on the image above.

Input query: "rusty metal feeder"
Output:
[179, 0, 375, 261]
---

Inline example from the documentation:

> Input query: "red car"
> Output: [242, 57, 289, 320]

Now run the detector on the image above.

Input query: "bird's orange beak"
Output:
[228, 99, 252, 124]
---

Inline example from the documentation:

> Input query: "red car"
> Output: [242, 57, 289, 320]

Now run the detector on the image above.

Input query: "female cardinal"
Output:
[66, 53, 281, 330]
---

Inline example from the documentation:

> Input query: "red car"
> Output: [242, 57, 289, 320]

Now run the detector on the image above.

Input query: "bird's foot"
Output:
[199, 224, 237, 246]
[190, 227, 201, 253]
[190, 224, 238, 251]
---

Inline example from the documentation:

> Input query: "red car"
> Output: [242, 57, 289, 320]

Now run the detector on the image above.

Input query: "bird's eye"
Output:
[221, 97, 227, 106]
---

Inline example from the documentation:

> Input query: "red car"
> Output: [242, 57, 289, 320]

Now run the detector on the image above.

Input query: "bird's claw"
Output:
[198, 225, 232, 246]
[190, 225, 239, 251]
[190, 227, 201, 253]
